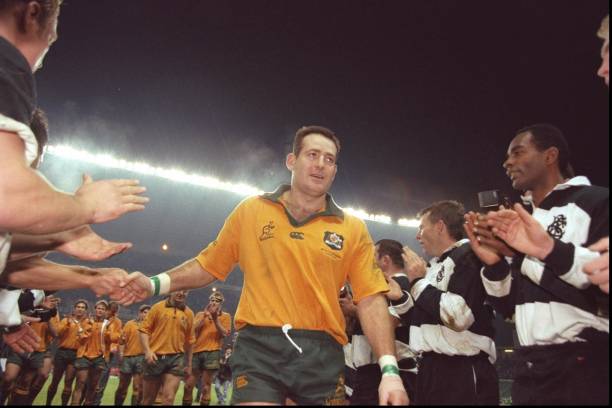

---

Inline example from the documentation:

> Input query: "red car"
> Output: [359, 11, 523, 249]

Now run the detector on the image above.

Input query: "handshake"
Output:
[85, 269, 153, 306]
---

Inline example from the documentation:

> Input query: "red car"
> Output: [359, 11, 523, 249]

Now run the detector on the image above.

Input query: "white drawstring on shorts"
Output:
[282, 324, 303, 354]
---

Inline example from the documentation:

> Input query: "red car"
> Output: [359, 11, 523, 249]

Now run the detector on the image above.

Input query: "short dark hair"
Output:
[30, 108, 48, 159]
[375, 239, 405, 268]
[418, 200, 466, 241]
[95, 300, 109, 310]
[293, 125, 341, 159]
[515, 123, 574, 179]
[74, 299, 89, 310]
[0, 0, 62, 32]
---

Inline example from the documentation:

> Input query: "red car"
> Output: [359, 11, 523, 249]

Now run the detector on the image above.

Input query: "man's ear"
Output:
[286, 153, 296, 171]
[544, 146, 560, 167]
[24, 1, 43, 34]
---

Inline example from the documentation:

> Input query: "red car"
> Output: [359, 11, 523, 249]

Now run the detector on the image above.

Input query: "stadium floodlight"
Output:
[46, 144, 419, 228]
[398, 218, 421, 228]
[344, 208, 392, 225]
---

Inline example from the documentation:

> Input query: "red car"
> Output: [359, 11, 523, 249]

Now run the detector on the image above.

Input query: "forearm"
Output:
[139, 332, 152, 355]
[357, 293, 396, 358]
[2, 257, 95, 290]
[154, 259, 217, 295]
[213, 319, 229, 337]
[10, 230, 72, 254]
[0, 166, 90, 234]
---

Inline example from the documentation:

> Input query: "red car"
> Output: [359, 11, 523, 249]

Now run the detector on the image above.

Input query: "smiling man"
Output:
[467, 124, 609, 405]
[120, 125, 407, 405]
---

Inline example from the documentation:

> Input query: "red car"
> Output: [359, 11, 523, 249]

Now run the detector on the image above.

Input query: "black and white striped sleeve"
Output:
[410, 255, 482, 332]
[541, 190, 609, 289]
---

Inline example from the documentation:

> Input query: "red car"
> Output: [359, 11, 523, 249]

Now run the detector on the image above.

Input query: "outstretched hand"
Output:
[2, 316, 41, 354]
[75, 174, 149, 225]
[56, 225, 132, 261]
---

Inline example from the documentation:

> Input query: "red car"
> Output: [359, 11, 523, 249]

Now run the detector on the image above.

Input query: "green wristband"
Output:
[151, 276, 160, 296]
[381, 364, 400, 376]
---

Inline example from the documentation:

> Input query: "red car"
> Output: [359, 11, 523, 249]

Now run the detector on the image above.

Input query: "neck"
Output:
[282, 187, 327, 222]
[382, 266, 404, 278]
[529, 172, 565, 207]
[433, 237, 458, 258]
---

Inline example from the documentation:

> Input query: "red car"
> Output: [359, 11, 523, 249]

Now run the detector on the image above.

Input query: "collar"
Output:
[432, 239, 470, 263]
[165, 299, 186, 311]
[521, 176, 591, 206]
[261, 184, 344, 227]
[0, 36, 31, 73]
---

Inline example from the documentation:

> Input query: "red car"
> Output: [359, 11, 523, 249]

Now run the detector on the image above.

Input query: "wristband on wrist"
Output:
[150, 273, 171, 296]
[378, 354, 400, 377]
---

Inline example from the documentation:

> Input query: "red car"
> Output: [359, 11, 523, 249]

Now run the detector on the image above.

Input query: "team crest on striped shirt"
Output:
[436, 265, 445, 283]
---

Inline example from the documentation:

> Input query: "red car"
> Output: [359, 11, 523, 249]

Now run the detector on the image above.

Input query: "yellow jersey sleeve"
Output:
[195, 198, 252, 281]
[139, 303, 158, 336]
[347, 220, 389, 303]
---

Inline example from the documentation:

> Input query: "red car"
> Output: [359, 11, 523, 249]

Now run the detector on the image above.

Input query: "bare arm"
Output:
[213, 316, 229, 338]
[47, 319, 59, 338]
[358, 293, 409, 405]
[2, 256, 129, 299]
[357, 293, 397, 358]
[10, 225, 131, 262]
[139, 331, 157, 364]
[0, 132, 147, 234]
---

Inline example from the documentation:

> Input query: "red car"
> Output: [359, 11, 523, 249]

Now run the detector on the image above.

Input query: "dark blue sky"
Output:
[37, 1, 609, 219]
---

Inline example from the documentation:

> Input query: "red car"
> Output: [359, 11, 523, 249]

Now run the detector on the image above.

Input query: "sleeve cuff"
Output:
[542, 239, 575, 275]
[482, 260, 510, 281]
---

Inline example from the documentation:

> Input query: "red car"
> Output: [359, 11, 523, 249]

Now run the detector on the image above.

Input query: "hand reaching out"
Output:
[57, 225, 132, 261]
[75, 174, 149, 225]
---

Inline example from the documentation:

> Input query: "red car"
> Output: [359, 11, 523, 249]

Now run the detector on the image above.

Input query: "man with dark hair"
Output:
[114, 304, 150, 406]
[341, 239, 417, 405]
[92, 301, 122, 405]
[402, 200, 499, 405]
[139, 291, 195, 406]
[121, 126, 408, 405]
[71, 300, 118, 406]
[466, 124, 609, 405]
[183, 291, 231, 406]
[46, 299, 88, 405]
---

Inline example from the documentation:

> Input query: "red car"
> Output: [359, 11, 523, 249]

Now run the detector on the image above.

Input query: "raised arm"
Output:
[0, 132, 148, 234]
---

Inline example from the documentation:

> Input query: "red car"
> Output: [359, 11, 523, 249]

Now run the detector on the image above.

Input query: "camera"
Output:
[26, 307, 58, 323]
[477, 190, 512, 210]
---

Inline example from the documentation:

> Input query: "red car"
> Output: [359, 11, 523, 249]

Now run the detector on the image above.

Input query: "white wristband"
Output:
[378, 354, 398, 370]
[150, 273, 171, 296]
[379, 354, 400, 377]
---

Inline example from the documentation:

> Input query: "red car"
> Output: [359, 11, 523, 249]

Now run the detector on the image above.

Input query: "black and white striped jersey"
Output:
[344, 273, 417, 369]
[409, 240, 497, 363]
[482, 176, 609, 346]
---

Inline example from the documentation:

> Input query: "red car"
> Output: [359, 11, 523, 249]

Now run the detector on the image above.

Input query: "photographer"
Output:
[0, 292, 58, 404]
